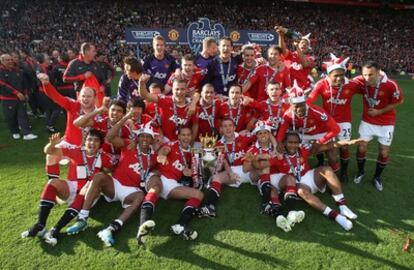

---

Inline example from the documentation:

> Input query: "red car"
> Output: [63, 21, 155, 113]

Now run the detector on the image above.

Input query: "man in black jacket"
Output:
[0, 53, 37, 140]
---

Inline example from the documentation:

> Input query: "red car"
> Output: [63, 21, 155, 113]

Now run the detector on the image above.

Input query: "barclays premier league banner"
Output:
[125, 17, 278, 53]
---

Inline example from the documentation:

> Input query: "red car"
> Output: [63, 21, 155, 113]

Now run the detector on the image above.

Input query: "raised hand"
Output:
[139, 74, 151, 84]
[49, 132, 61, 145]
[157, 154, 168, 165]
[37, 73, 50, 84]
[84, 71, 93, 79]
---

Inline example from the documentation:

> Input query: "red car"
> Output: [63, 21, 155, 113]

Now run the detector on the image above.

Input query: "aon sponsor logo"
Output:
[289, 164, 305, 174]
[234, 150, 245, 160]
[154, 72, 167, 79]
[328, 97, 347, 105]
[227, 74, 236, 82]
[291, 62, 303, 70]
[129, 162, 143, 175]
[169, 115, 187, 125]
[172, 160, 185, 171]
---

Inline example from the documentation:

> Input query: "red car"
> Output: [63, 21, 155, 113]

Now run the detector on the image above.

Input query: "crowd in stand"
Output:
[1, 0, 413, 73]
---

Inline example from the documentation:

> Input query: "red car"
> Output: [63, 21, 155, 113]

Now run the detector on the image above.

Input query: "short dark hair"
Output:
[229, 84, 242, 92]
[59, 52, 69, 63]
[178, 126, 192, 135]
[221, 117, 235, 126]
[284, 131, 301, 143]
[362, 61, 380, 70]
[203, 37, 217, 48]
[131, 98, 146, 112]
[124, 56, 144, 74]
[35, 53, 46, 64]
[86, 128, 104, 145]
[68, 48, 78, 54]
[182, 54, 194, 62]
[220, 37, 233, 47]
[268, 45, 283, 54]
[110, 99, 127, 114]
[241, 44, 255, 54]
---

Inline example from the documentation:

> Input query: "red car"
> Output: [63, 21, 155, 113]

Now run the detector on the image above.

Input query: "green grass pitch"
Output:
[0, 77, 413, 270]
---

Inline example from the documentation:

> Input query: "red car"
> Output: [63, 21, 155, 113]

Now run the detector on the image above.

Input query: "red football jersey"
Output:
[145, 102, 160, 121]
[156, 94, 198, 141]
[166, 68, 205, 96]
[308, 78, 360, 123]
[43, 83, 88, 146]
[112, 140, 158, 187]
[353, 74, 403, 125]
[270, 145, 311, 177]
[284, 50, 315, 89]
[246, 141, 277, 174]
[277, 104, 340, 144]
[196, 99, 222, 137]
[62, 147, 114, 184]
[218, 102, 254, 132]
[216, 134, 253, 166]
[157, 141, 192, 180]
[91, 115, 123, 155]
[249, 64, 291, 101]
[250, 99, 289, 134]
[236, 64, 259, 99]
[120, 114, 154, 139]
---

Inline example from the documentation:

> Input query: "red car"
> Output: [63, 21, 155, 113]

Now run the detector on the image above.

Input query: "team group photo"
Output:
[0, 0, 413, 269]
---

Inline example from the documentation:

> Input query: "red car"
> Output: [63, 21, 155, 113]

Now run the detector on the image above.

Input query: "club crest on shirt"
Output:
[393, 90, 400, 99]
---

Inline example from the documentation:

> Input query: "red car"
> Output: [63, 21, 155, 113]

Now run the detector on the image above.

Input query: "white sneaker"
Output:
[12, 133, 21, 139]
[335, 214, 353, 231]
[276, 215, 292, 232]
[23, 134, 38, 140]
[43, 231, 58, 246]
[137, 220, 156, 245]
[287, 211, 305, 227]
[171, 224, 198, 240]
[171, 224, 185, 235]
[97, 228, 115, 247]
[353, 173, 364, 184]
[339, 205, 358, 220]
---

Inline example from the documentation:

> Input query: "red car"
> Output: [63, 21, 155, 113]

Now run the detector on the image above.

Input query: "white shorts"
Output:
[299, 169, 326, 194]
[228, 165, 253, 188]
[104, 178, 142, 208]
[160, 175, 182, 199]
[142, 172, 157, 193]
[358, 121, 394, 146]
[337, 122, 352, 141]
[270, 173, 286, 190]
[57, 180, 78, 205]
[302, 132, 328, 144]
